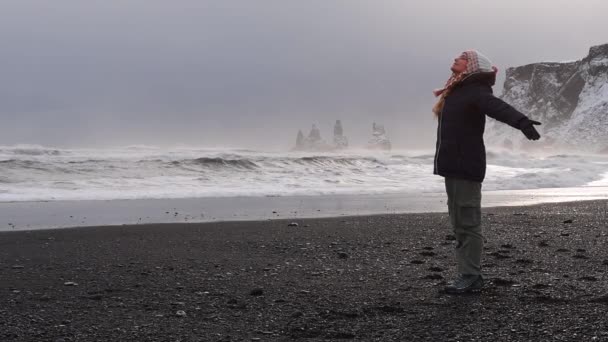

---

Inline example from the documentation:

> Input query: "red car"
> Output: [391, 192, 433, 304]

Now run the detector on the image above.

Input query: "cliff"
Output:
[487, 43, 608, 152]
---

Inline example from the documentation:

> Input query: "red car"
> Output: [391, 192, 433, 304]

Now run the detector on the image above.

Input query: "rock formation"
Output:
[293, 121, 350, 151]
[292, 124, 331, 151]
[486, 43, 608, 153]
[295, 130, 305, 150]
[367, 122, 391, 151]
[308, 124, 321, 143]
[332, 120, 349, 150]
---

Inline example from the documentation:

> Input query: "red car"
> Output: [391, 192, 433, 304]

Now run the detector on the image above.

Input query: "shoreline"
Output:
[2, 200, 608, 341]
[2, 186, 608, 231]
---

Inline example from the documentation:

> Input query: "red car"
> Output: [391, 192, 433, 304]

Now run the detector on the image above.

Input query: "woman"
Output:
[433, 50, 541, 294]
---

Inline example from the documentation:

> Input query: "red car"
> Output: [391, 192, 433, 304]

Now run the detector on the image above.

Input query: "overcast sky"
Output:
[1, 0, 607, 149]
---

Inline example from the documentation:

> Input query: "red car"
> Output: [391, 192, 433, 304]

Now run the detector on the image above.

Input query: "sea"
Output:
[1, 144, 608, 203]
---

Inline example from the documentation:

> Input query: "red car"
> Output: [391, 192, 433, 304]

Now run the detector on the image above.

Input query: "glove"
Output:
[520, 118, 541, 140]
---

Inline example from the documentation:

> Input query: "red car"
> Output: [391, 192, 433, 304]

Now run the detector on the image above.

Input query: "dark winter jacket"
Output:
[433, 72, 527, 182]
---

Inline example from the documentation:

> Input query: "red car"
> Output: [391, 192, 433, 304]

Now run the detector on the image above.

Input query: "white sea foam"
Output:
[0, 145, 607, 202]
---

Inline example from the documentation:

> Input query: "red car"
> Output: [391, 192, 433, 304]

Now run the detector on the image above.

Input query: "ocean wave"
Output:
[295, 156, 383, 166]
[124, 145, 161, 150]
[67, 159, 106, 164]
[0, 159, 50, 170]
[14, 149, 61, 156]
[1, 147, 607, 202]
[0, 145, 63, 156]
[190, 157, 259, 169]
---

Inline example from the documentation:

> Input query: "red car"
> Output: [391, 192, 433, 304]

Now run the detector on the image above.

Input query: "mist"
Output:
[1, 0, 607, 150]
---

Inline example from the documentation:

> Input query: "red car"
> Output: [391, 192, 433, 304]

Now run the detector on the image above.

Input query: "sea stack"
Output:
[367, 122, 391, 151]
[332, 120, 348, 150]
[295, 130, 305, 150]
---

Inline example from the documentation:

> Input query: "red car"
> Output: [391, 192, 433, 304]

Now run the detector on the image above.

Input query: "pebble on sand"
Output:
[250, 288, 264, 296]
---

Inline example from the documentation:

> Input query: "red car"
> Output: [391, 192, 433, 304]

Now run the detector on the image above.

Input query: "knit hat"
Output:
[461, 50, 496, 74]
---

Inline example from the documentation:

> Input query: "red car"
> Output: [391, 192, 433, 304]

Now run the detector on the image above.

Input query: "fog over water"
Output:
[1, 1, 607, 149]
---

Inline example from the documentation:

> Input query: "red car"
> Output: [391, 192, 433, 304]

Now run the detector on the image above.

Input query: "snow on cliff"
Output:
[486, 43, 608, 153]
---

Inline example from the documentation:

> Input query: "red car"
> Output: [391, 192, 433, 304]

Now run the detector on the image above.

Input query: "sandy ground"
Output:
[2, 200, 608, 341]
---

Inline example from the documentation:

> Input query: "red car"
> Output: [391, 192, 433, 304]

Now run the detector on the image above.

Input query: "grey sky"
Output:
[1, 0, 607, 149]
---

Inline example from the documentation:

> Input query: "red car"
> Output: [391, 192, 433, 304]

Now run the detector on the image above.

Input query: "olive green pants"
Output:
[445, 178, 483, 275]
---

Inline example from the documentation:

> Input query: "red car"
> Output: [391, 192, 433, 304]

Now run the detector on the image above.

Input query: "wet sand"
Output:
[3, 185, 608, 230]
[2, 200, 608, 341]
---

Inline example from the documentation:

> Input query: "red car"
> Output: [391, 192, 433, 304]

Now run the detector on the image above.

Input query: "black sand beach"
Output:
[2, 200, 608, 341]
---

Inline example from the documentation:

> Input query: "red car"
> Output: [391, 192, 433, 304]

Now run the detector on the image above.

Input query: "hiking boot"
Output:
[444, 274, 483, 294]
